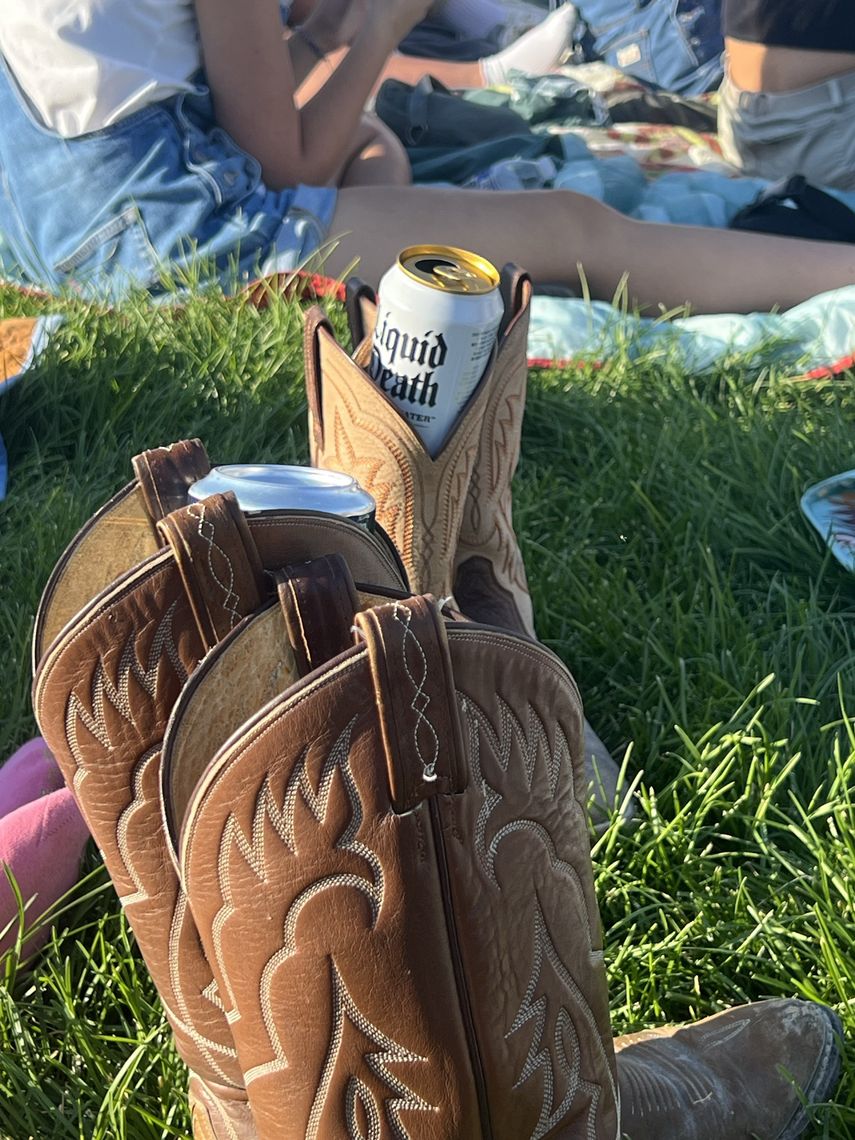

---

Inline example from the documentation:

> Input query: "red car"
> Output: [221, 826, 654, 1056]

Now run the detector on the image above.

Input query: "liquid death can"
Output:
[369, 245, 503, 456]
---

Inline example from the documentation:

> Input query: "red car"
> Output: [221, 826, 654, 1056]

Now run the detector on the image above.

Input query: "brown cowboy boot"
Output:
[615, 998, 842, 1139]
[309, 274, 628, 832]
[304, 306, 487, 602]
[33, 447, 841, 1138]
[32, 438, 212, 664]
[32, 455, 409, 1137]
[174, 590, 619, 1139]
[165, 557, 842, 1140]
[32, 437, 408, 665]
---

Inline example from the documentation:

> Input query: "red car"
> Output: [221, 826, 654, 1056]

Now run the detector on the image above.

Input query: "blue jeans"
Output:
[0, 56, 337, 300]
[577, 0, 724, 96]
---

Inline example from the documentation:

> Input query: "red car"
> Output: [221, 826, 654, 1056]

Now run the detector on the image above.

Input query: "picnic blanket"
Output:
[368, 70, 855, 381]
[527, 286, 855, 378]
[377, 72, 855, 228]
[0, 315, 63, 500]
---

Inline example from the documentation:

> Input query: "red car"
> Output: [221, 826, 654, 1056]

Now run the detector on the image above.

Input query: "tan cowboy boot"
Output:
[311, 273, 628, 832]
[176, 591, 619, 1139]
[615, 998, 843, 1139]
[33, 453, 409, 1138]
[32, 438, 407, 664]
[304, 307, 487, 602]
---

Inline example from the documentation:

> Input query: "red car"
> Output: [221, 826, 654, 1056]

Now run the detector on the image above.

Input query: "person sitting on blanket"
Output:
[0, 0, 854, 311]
[719, 0, 855, 191]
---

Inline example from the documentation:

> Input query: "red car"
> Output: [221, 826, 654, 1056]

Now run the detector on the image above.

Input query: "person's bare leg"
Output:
[337, 115, 412, 187]
[379, 51, 483, 88]
[314, 185, 855, 313]
[294, 44, 483, 97]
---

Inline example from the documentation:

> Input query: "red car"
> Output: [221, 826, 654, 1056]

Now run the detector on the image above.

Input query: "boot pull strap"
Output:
[303, 306, 336, 453]
[275, 554, 358, 675]
[355, 596, 468, 813]
[132, 438, 212, 522]
[499, 264, 532, 339]
[156, 492, 268, 650]
[345, 276, 378, 350]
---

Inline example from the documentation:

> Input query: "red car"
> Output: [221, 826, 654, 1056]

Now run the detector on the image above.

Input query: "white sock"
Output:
[480, 3, 578, 85]
[431, 0, 509, 39]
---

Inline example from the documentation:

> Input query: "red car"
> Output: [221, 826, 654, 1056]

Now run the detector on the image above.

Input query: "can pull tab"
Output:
[434, 264, 484, 292]
[354, 596, 468, 813]
[414, 258, 482, 293]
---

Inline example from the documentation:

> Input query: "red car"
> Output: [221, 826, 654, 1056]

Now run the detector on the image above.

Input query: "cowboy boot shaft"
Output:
[180, 601, 481, 1139]
[178, 594, 618, 1139]
[33, 545, 243, 1087]
[453, 271, 535, 638]
[32, 494, 276, 1089]
[33, 439, 213, 665]
[340, 270, 536, 638]
[440, 628, 616, 1138]
[305, 310, 489, 601]
[33, 475, 408, 1096]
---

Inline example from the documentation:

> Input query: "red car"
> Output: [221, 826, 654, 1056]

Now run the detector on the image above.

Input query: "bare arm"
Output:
[286, 22, 333, 87]
[293, 43, 483, 103]
[194, 0, 428, 187]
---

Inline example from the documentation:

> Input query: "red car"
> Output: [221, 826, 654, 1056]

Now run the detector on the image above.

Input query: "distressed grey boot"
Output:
[616, 998, 843, 1139]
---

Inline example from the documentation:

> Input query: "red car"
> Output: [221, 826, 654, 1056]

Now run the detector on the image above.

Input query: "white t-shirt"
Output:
[0, 1, 201, 137]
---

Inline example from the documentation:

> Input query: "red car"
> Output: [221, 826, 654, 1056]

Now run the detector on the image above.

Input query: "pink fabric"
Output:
[0, 738, 89, 958]
[0, 737, 65, 817]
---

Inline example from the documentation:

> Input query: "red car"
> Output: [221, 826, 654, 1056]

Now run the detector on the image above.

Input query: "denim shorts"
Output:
[0, 55, 337, 300]
[577, 0, 724, 96]
[718, 67, 855, 192]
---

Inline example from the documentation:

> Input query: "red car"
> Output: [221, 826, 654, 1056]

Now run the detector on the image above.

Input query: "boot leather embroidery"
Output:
[392, 602, 439, 784]
[509, 904, 610, 1140]
[212, 718, 386, 1088]
[37, 565, 245, 1088]
[64, 600, 185, 783]
[187, 501, 243, 630]
[308, 961, 436, 1139]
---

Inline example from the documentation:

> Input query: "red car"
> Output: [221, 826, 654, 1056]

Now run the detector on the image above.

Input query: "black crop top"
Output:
[723, 0, 855, 53]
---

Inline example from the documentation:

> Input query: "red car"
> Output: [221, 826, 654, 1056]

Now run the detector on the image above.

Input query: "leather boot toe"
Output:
[615, 998, 843, 1140]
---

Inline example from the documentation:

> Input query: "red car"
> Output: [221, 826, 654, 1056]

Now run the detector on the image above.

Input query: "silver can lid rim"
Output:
[188, 464, 376, 517]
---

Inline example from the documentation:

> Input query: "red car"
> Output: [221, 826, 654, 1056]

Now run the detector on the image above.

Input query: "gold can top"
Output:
[398, 245, 500, 295]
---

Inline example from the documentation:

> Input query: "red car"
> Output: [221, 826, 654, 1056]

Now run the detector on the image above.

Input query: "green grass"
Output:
[1, 280, 854, 1137]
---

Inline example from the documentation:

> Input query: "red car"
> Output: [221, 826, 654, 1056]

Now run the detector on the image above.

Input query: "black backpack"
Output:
[730, 174, 855, 244]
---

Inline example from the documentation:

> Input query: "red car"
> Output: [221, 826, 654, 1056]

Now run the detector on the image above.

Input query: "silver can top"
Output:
[188, 464, 376, 520]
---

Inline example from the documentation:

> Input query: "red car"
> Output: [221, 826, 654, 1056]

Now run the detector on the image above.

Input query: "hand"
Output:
[304, 0, 432, 55]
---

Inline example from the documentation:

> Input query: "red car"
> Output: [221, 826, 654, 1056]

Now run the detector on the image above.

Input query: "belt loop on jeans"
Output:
[740, 88, 764, 112]
[828, 78, 843, 109]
